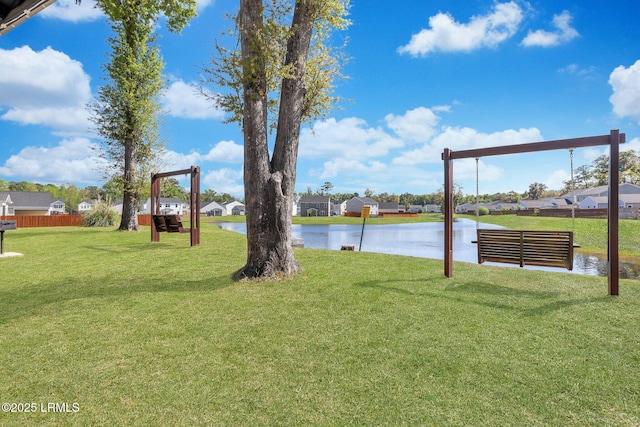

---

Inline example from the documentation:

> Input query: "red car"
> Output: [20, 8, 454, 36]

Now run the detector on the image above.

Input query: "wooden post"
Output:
[189, 166, 201, 247]
[608, 129, 620, 295]
[151, 173, 160, 242]
[443, 149, 454, 277]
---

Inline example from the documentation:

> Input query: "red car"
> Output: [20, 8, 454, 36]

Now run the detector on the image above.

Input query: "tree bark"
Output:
[119, 134, 140, 231]
[236, 0, 316, 279]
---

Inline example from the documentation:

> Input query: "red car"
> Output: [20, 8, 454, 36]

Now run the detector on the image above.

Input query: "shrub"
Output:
[477, 206, 489, 216]
[83, 202, 120, 227]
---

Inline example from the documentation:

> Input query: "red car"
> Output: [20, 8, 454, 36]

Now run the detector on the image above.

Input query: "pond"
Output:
[215, 219, 640, 280]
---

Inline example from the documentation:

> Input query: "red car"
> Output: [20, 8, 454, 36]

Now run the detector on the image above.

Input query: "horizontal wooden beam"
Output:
[152, 167, 196, 179]
[442, 132, 625, 160]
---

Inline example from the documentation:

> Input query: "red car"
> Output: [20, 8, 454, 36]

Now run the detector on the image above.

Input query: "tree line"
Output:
[302, 150, 640, 208]
[0, 179, 239, 213]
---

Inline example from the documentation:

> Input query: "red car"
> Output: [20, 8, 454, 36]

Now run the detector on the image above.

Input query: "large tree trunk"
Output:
[236, 0, 315, 279]
[119, 138, 140, 231]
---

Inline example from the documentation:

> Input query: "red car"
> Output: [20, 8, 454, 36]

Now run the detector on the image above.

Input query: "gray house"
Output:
[345, 197, 379, 216]
[299, 195, 331, 217]
[0, 191, 65, 215]
[378, 202, 400, 214]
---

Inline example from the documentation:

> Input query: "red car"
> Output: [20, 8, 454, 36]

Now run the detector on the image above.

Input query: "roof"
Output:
[201, 201, 224, 208]
[0, 0, 56, 36]
[299, 195, 330, 203]
[0, 191, 60, 209]
[378, 202, 399, 209]
[351, 196, 378, 205]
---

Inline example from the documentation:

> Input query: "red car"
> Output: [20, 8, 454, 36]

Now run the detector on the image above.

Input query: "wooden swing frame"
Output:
[442, 130, 625, 295]
[150, 166, 201, 246]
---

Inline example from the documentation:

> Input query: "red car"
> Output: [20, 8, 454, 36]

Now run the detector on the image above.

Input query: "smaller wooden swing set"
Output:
[150, 166, 201, 246]
[442, 130, 625, 296]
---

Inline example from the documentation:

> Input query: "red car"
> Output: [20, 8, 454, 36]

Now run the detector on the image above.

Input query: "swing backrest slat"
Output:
[477, 229, 574, 270]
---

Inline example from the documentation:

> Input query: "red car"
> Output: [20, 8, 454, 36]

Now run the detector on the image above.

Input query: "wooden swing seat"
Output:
[153, 214, 189, 233]
[475, 229, 576, 270]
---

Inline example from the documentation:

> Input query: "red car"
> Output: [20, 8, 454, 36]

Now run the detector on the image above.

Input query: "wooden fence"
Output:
[0, 214, 197, 228]
[486, 208, 639, 219]
[0, 215, 84, 227]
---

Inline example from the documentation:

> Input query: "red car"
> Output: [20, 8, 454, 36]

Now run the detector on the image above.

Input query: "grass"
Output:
[1, 224, 639, 425]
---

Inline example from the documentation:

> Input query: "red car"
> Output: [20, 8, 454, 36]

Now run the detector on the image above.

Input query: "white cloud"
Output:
[40, 0, 104, 22]
[202, 168, 244, 197]
[544, 169, 570, 191]
[201, 140, 243, 162]
[455, 158, 503, 181]
[0, 138, 106, 184]
[300, 117, 404, 160]
[0, 46, 91, 134]
[384, 106, 441, 143]
[398, 2, 523, 56]
[162, 140, 243, 171]
[162, 80, 225, 120]
[521, 11, 579, 47]
[319, 159, 385, 179]
[609, 60, 640, 124]
[557, 63, 595, 78]
[393, 126, 543, 165]
[196, 0, 215, 12]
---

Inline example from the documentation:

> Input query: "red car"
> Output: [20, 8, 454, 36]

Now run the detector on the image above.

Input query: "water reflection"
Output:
[215, 219, 639, 280]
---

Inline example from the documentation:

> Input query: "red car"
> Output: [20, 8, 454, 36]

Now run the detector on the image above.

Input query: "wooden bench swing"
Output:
[475, 229, 576, 270]
[471, 151, 578, 271]
[150, 166, 201, 246]
[442, 130, 625, 296]
[152, 214, 189, 234]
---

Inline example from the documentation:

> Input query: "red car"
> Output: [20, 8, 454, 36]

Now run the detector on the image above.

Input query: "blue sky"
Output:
[1, 0, 639, 199]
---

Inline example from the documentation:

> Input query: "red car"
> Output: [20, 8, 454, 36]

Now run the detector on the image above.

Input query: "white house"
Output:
[140, 198, 189, 215]
[224, 201, 245, 215]
[331, 200, 347, 216]
[201, 201, 226, 216]
[78, 199, 99, 213]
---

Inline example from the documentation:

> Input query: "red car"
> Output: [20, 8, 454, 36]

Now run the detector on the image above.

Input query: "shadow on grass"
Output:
[355, 277, 612, 316]
[0, 273, 236, 325]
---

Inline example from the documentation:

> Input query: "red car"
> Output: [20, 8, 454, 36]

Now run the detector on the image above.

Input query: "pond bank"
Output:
[215, 219, 640, 280]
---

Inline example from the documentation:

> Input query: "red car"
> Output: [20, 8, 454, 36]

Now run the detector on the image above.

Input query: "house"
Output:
[0, 191, 65, 215]
[484, 201, 519, 211]
[140, 198, 189, 215]
[579, 196, 607, 209]
[78, 199, 99, 213]
[518, 198, 570, 210]
[423, 204, 441, 213]
[455, 203, 484, 214]
[378, 202, 400, 214]
[562, 183, 640, 203]
[224, 201, 245, 216]
[407, 204, 424, 213]
[299, 195, 330, 217]
[345, 197, 379, 216]
[331, 200, 347, 216]
[201, 201, 226, 216]
[579, 194, 640, 209]
[621, 193, 640, 208]
[110, 199, 123, 215]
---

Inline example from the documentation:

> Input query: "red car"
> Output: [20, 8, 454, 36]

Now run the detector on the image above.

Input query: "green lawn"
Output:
[1, 225, 639, 425]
